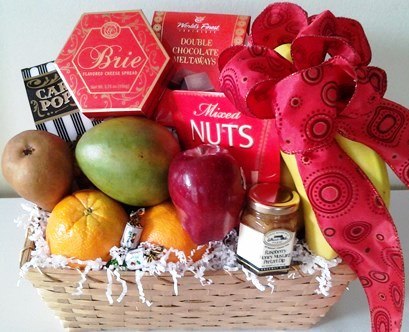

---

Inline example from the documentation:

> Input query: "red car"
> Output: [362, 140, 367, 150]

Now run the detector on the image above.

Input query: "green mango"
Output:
[75, 116, 180, 206]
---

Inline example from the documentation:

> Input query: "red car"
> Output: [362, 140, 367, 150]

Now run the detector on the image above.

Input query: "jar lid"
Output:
[248, 182, 300, 215]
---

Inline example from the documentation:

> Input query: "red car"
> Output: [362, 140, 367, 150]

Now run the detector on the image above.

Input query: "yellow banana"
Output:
[275, 44, 390, 259]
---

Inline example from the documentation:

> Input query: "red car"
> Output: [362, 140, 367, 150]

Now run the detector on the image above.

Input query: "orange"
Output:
[46, 189, 128, 263]
[140, 201, 207, 263]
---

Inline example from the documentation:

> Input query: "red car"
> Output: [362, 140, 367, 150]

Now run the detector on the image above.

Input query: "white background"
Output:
[1, 0, 409, 197]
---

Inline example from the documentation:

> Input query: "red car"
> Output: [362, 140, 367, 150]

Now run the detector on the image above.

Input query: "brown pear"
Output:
[1, 130, 74, 211]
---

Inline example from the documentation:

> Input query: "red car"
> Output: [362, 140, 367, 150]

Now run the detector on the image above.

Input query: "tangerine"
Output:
[139, 201, 207, 262]
[46, 189, 128, 263]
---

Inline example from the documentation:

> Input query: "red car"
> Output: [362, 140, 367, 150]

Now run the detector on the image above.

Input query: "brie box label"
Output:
[56, 10, 171, 118]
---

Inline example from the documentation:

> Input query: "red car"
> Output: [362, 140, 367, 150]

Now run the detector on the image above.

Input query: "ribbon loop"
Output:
[219, 45, 293, 118]
[250, 2, 308, 49]
[340, 97, 409, 187]
[292, 10, 371, 69]
[274, 57, 355, 154]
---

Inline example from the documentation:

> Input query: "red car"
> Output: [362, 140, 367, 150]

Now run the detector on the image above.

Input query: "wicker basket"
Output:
[20, 231, 356, 331]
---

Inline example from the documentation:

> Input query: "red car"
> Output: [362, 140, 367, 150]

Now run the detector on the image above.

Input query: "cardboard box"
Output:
[152, 11, 250, 91]
[21, 61, 101, 142]
[156, 90, 280, 185]
[56, 10, 171, 118]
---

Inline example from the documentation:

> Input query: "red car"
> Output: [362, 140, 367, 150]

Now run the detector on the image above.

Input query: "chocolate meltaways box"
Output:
[21, 61, 101, 142]
[156, 90, 280, 186]
[55, 10, 171, 119]
[152, 11, 250, 91]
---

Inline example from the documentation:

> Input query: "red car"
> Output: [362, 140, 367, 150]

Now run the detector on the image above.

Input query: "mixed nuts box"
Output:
[157, 90, 281, 186]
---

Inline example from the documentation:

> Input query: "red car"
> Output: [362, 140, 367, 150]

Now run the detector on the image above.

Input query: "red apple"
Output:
[168, 144, 245, 244]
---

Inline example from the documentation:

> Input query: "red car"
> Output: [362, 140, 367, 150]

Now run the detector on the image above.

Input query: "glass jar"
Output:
[236, 182, 300, 276]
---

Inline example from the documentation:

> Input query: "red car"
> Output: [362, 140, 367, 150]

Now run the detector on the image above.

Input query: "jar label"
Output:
[264, 229, 293, 247]
[236, 224, 295, 274]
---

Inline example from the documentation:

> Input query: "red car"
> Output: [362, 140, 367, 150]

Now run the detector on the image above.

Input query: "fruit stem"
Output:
[22, 146, 35, 156]
[84, 207, 93, 216]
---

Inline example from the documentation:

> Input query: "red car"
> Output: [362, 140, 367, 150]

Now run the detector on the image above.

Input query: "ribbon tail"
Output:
[294, 142, 404, 332]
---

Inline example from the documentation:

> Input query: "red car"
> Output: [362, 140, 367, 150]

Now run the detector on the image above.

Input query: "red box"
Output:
[152, 11, 250, 91]
[156, 90, 280, 186]
[56, 10, 171, 118]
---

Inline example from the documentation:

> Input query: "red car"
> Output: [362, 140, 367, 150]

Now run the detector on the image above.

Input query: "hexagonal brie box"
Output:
[55, 10, 171, 118]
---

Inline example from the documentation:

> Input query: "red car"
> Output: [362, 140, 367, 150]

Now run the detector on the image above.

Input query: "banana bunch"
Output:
[276, 44, 390, 259]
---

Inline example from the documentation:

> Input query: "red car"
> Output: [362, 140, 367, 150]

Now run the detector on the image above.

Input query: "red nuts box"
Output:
[55, 10, 171, 118]
[156, 90, 281, 186]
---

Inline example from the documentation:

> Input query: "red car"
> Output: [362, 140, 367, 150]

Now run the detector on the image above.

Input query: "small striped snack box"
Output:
[21, 61, 102, 142]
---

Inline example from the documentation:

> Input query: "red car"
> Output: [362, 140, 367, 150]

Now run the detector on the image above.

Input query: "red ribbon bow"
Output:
[219, 3, 406, 331]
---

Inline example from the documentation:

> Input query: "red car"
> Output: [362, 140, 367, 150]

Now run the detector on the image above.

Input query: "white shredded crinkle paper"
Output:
[17, 202, 341, 305]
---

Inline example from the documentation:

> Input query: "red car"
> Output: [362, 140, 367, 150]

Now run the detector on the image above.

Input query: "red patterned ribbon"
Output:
[219, 3, 406, 331]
